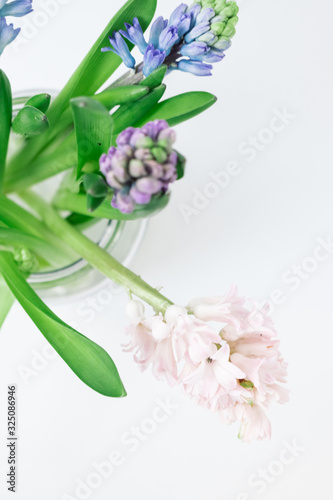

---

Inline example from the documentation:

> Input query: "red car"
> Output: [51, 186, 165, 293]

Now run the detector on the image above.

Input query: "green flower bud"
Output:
[211, 21, 226, 36]
[151, 147, 168, 164]
[13, 247, 39, 273]
[135, 136, 154, 149]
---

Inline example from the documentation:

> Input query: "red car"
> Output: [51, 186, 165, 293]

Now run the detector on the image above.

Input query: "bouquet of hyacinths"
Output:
[0, 0, 288, 441]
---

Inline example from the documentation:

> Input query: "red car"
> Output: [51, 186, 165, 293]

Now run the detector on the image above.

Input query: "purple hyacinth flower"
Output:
[117, 127, 136, 147]
[141, 119, 169, 141]
[158, 26, 179, 56]
[0, 0, 32, 17]
[100, 120, 178, 214]
[169, 3, 188, 27]
[0, 17, 20, 55]
[120, 17, 148, 55]
[102, 31, 136, 69]
[178, 59, 213, 76]
[111, 192, 135, 214]
[184, 22, 210, 44]
[130, 187, 152, 205]
[143, 44, 166, 77]
[149, 16, 168, 48]
[180, 41, 209, 58]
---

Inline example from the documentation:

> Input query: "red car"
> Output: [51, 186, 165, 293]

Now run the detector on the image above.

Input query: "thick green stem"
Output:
[0, 195, 77, 266]
[20, 190, 173, 314]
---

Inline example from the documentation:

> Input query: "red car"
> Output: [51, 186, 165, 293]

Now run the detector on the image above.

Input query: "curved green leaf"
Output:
[53, 190, 170, 221]
[0, 252, 126, 398]
[12, 106, 49, 138]
[136, 91, 217, 128]
[140, 65, 167, 90]
[25, 93, 51, 114]
[112, 84, 166, 136]
[71, 97, 113, 178]
[94, 85, 150, 108]
[0, 70, 12, 191]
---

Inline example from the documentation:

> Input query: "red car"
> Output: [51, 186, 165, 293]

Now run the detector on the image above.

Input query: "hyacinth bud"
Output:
[13, 247, 39, 273]
[100, 120, 178, 214]
[195, 0, 239, 44]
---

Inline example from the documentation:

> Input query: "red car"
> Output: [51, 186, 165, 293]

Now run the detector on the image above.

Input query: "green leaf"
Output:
[0, 274, 15, 330]
[71, 97, 113, 178]
[86, 194, 106, 212]
[83, 173, 108, 212]
[83, 173, 108, 198]
[135, 91, 217, 128]
[95, 85, 150, 108]
[25, 93, 51, 114]
[53, 190, 170, 221]
[47, 0, 157, 124]
[12, 106, 49, 138]
[0, 70, 12, 191]
[140, 65, 167, 90]
[112, 84, 166, 136]
[176, 152, 186, 180]
[43, 85, 149, 148]
[0, 252, 127, 398]
[66, 213, 96, 230]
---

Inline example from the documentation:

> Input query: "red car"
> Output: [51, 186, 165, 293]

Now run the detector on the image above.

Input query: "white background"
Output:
[0, 0, 333, 498]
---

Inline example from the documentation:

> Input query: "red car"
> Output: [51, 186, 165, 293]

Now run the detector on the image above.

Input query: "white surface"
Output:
[1, 0, 333, 499]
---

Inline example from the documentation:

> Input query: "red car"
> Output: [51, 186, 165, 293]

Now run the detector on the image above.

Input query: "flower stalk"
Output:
[19, 190, 173, 314]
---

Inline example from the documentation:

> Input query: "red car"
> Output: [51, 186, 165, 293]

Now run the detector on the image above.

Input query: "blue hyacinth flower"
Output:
[0, 17, 20, 55]
[149, 16, 168, 48]
[120, 17, 148, 55]
[101, 2, 239, 78]
[177, 59, 213, 76]
[143, 44, 166, 77]
[158, 25, 179, 56]
[0, 0, 33, 17]
[102, 31, 136, 69]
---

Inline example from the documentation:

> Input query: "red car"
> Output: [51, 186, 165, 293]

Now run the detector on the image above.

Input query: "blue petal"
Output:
[0, 17, 20, 55]
[159, 25, 179, 56]
[177, 59, 213, 76]
[120, 17, 148, 55]
[169, 3, 188, 26]
[180, 41, 208, 58]
[196, 7, 215, 24]
[103, 31, 136, 69]
[149, 16, 167, 48]
[0, 0, 33, 17]
[177, 13, 191, 38]
[143, 44, 166, 77]
[184, 22, 210, 43]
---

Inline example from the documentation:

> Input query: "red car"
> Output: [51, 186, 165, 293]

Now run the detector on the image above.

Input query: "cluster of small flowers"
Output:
[0, 0, 32, 56]
[124, 286, 288, 442]
[100, 120, 178, 214]
[102, 1, 239, 77]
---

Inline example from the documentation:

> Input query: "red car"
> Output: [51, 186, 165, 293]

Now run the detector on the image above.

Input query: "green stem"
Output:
[0, 195, 77, 266]
[20, 190, 173, 314]
[4, 134, 76, 193]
